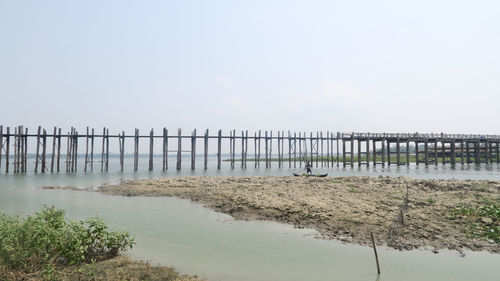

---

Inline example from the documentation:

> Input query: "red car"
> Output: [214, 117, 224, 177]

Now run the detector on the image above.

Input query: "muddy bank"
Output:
[46, 176, 500, 254]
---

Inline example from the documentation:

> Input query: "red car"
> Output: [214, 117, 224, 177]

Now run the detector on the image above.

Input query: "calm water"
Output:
[0, 157, 499, 281]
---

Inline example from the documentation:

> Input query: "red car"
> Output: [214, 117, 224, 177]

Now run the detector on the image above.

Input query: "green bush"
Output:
[0, 206, 134, 277]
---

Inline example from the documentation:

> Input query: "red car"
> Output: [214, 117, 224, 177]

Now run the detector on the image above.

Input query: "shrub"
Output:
[0, 206, 134, 277]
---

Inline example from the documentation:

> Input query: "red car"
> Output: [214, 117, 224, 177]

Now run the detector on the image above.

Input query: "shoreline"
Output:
[45, 176, 500, 255]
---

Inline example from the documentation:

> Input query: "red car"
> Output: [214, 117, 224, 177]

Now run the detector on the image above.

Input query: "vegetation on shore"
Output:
[0, 207, 200, 281]
[450, 198, 500, 243]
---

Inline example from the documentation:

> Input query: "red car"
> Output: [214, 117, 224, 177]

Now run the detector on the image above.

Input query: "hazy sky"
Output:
[1, 0, 499, 135]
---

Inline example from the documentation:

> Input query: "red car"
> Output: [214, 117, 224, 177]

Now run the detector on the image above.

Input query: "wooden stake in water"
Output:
[371, 232, 381, 275]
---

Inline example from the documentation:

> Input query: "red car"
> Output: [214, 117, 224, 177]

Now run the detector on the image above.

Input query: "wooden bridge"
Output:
[0, 125, 499, 173]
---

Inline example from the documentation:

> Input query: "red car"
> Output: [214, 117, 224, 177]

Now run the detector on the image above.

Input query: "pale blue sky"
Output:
[1, 0, 499, 135]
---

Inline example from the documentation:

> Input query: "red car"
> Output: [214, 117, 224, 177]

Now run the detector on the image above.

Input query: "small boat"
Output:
[293, 173, 328, 177]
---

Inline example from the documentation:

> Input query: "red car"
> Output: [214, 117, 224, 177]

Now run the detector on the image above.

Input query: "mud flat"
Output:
[47, 176, 500, 254]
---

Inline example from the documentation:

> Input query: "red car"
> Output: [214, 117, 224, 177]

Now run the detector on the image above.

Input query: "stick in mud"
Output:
[371, 232, 381, 275]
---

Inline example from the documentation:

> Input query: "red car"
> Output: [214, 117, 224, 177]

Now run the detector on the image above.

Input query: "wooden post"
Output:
[84, 127, 89, 172]
[288, 131, 292, 168]
[320, 132, 324, 168]
[342, 137, 346, 167]
[336, 132, 340, 167]
[254, 132, 258, 168]
[217, 129, 222, 169]
[134, 129, 139, 171]
[23, 128, 27, 172]
[366, 136, 370, 166]
[5, 127, 9, 173]
[415, 141, 419, 165]
[13, 127, 17, 173]
[120, 131, 125, 171]
[245, 130, 248, 169]
[291, 132, 295, 168]
[191, 129, 196, 170]
[229, 130, 233, 169]
[371, 232, 381, 275]
[387, 140, 391, 166]
[373, 139, 377, 166]
[396, 138, 401, 166]
[163, 128, 168, 170]
[101, 127, 105, 172]
[149, 129, 154, 171]
[460, 141, 465, 164]
[451, 140, 456, 165]
[204, 129, 208, 170]
[277, 131, 281, 168]
[357, 137, 361, 166]
[242, 130, 246, 169]
[74, 129, 78, 172]
[257, 130, 261, 168]
[57, 128, 61, 172]
[350, 135, 354, 167]
[406, 139, 410, 166]
[434, 140, 438, 164]
[105, 129, 109, 171]
[176, 128, 182, 170]
[35, 126, 41, 173]
[424, 139, 429, 165]
[381, 138, 386, 166]
[89, 128, 93, 172]
[42, 129, 47, 173]
[265, 131, 269, 168]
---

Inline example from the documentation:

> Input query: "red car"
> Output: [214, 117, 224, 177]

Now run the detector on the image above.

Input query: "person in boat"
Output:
[306, 161, 312, 175]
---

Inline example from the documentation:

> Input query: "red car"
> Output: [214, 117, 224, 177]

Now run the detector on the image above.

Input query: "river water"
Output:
[0, 157, 499, 281]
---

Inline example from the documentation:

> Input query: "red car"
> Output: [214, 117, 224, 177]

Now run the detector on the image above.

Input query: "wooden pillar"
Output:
[372, 139, 377, 166]
[84, 127, 89, 172]
[406, 139, 410, 166]
[176, 128, 182, 170]
[204, 129, 208, 170]
[163, 128, 168, 171]
[497, 141, 499, 163]
[366, 137, 370, 166]
[89, 128, 93, 172]
[229, 130, 234, 169]
[465, 141, 471, 164]
[13, 127, 17, 173]
[217, 129, 222, 169]
[342, 137, 346, 167]
[134, 129, 139, 171]
[5, 127, 9, 173]
[396, 138, 401, 166]
[23, 128, 27, 172]
[73, 128, 78, 172]
[254, 132, 258, 168]
[191, 129, 196, 170]
[350, 135, 354, 167]
[434, 140, 438, 164]
[460, 141, 465, 164]
[415, 141, 419, 165]
[242, 131, 246, 169]
[35, 126, 41, 173]
[120, 131, 125, 172]
[320, 132, 324, 168]
[441, 142, 446, 165]
[381, 138, 386, 166]
[298, 132, 302, 168]
[424, 139, 429, 165]
[101, 127, 105, 172]
[451, 140, 456, 165]
[357, 138, 361, 166]
[42, 129, 47, 173]
[387, 140, 391, 166]
[288, 131, 292, 168]
[257, 130, 261, 168]
[57, 128, 61, 172]
[293, 132, 297, 168]
[265, 131, 269, 168]
[245, 130, 248, 169]
[336, 132, 340, 167]
[149, 129, 154, 171]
